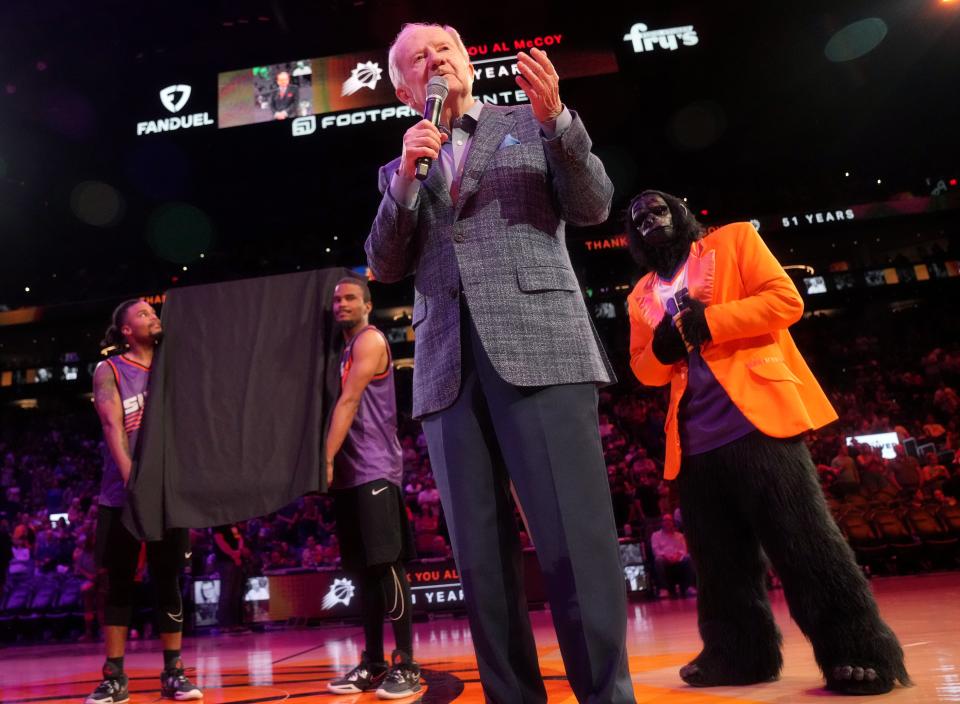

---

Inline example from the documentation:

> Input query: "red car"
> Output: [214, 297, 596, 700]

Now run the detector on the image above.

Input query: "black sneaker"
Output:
[160, 660, 203, 701]
[376, 650, 422, 700]
[84, 662, 129, 704]
[327, 652, 388, 694]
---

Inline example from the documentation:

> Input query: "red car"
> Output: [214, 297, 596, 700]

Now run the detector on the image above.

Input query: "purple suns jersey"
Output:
[332, 326, 403, 491]
[97, 355, 150, 508]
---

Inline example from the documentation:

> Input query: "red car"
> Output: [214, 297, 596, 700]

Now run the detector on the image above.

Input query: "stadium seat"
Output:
[838, 512, 888, 571]
[903, 507, 959, 566]
[843, 494, 870, 511]
[22, 576, 61, 640]
[50, 576, 85, 638]
[938, 505, 960, 538]
[870, 509, 924, 572]
[0, 578, 36, 642]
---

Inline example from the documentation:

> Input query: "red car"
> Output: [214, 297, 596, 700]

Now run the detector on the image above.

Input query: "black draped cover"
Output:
[123, 268, 347, 541]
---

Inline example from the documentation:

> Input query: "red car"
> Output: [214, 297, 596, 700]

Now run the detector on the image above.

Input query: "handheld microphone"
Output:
[415, 76, 449, 181]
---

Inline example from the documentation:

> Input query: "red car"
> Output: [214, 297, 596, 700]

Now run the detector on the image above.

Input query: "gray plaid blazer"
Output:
[366, 104, 616, 418]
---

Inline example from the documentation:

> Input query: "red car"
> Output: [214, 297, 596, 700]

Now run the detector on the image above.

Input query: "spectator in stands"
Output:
[923, 452, 949, 492]
[888, 445, 923, 495]
[831, 444, 860, 498]
[400, 436, 419, 468]
[34, 524, 61, 573]
[650, 514, 696, 598]
[857, 446, 898, 497]
[404, 473, 423, 499]
[945, 419, 960, 452]
[256, 517, 279, 545]
[213, 524, 247, 631]
[429, 535, 452, 559]
[12, 510, 35, 547]
[413, 505, 440, 535]
[301, 536, 321, 568]
[321, 535, 340, 565]
[295, 495, 322, 544]
[8, 535, 32, 576]
[274, 502, 300, 544]
[610, 478, 643, 536]
[628, 451, 657, 485]
[67, 496, 85, 525]
[933, 385, 959, 417]
[636, 468, 663, 521]
[932, 488, 957, 508]
[922, 414, 946, 442]
[276, 541, 298, 568]
[657, 482, 675, 517]
[416, 478, 441, 515]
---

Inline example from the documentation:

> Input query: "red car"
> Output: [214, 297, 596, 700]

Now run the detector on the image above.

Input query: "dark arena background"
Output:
[1, 1, 960, 702]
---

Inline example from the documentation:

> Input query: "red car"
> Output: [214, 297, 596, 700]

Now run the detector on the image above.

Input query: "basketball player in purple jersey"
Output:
[85, 300, 202, 704]
[324, 277, 420, 699]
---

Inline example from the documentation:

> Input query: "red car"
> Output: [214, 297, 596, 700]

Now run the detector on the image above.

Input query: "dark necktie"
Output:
[451, 114, 476, 134]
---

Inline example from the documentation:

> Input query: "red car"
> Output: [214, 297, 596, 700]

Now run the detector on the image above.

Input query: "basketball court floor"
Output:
[2, 572, 957, 703]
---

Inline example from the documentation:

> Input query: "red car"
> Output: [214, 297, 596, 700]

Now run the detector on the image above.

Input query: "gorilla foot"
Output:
[826, 665, 894, 695]
[679, 656, 780, 688]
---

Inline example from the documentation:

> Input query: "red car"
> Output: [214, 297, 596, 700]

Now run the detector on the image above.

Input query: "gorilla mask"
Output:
[631, 192, 675, 247]
[626, 190, 705, 279]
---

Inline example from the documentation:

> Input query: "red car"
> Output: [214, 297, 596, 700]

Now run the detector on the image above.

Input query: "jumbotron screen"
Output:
[216, 31, 619, 132]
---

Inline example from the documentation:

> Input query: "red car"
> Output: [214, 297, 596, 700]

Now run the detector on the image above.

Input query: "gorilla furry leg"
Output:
[736, 434, 910, 694]
[677, 453, 783, 686]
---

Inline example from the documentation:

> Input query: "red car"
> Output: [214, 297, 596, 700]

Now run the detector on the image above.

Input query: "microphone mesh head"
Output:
[426, 75, 449, 100]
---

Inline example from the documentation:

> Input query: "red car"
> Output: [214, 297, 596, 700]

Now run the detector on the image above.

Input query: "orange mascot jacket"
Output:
[628, 222, 837, 480]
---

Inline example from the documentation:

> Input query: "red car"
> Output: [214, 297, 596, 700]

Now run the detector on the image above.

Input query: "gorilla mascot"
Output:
[625, 189, 909, 695]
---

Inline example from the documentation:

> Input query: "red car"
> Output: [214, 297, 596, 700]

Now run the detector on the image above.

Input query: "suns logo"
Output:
[321, 578, 356, 609]
[341, 61, 384, 96]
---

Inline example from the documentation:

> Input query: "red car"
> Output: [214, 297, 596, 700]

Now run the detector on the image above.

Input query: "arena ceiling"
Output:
[0, 0, 957, 310]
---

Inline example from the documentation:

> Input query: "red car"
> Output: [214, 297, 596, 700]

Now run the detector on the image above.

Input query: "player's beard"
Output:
[335, 313, 365, 334]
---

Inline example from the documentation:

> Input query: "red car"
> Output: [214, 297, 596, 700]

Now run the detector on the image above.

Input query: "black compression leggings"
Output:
[357, 561, 413, 662]
[99, 508, 186, 633]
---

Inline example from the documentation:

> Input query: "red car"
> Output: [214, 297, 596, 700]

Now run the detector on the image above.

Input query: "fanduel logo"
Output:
[624, 22, 699, 53]
[137, 84, 215, 136]
[159, 84, 191, 113]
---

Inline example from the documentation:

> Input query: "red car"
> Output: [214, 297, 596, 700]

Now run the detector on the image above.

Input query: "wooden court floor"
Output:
[2, 572, 958, 703]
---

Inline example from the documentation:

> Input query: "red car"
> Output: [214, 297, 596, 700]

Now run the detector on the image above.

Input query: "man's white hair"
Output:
[388, 22, 472, 95]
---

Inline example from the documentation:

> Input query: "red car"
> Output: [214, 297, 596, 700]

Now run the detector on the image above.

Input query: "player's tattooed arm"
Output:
[93, 363, 133, 483]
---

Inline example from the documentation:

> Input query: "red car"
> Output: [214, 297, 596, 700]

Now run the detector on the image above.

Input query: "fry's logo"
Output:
[624, 22, 699, 53]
